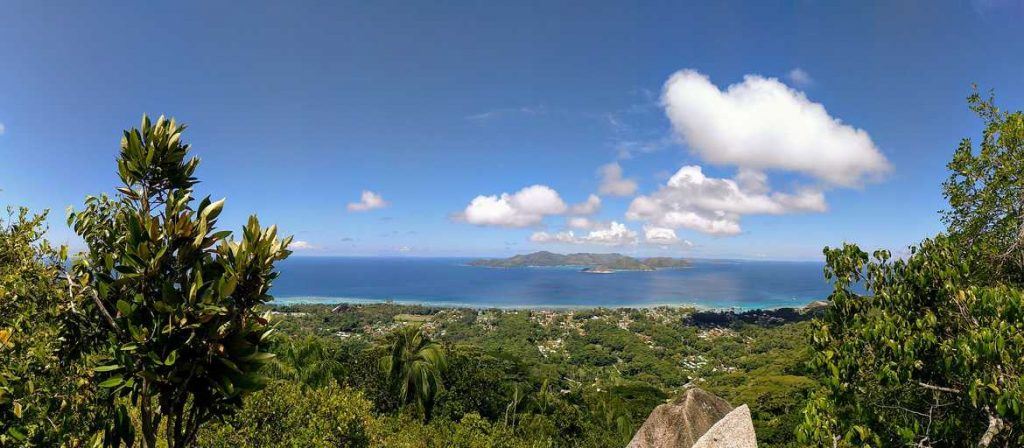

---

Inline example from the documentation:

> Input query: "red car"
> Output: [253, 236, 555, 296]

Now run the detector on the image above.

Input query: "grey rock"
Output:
[691, 405, 757, 448]
[627, 387, 734, 448]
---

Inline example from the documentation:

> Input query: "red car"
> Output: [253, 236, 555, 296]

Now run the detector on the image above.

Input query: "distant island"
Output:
[469, 251, 691, 272]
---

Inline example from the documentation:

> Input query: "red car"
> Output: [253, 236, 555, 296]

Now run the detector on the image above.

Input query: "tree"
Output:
[943, 89, 1024, 284]
[263, 335, 344, 389]
[65, 115, 293, 447]
[434, 345, 531, 422]
[798, 93, 1024, 447]
[0, 208, 97, 445]
[379, 325, 448, 422]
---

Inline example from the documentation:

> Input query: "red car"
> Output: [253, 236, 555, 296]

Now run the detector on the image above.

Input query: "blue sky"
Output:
[1, 1, 1022, 260]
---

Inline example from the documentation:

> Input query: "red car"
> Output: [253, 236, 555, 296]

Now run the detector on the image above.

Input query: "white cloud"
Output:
[615, 137, 674, 160]
[627, 165, 826, 235]
[786, 68, 813, 86]
[462, 185, 567, 227]
[531, 221, 638, 246]
[347, 190, 389, 212]
[584, 222, 638, 245]
[643, 226, 692, 247]
[290, 240, 317, 250]
[662, 69, 889, 187]
[466, 106, 546, 121]
[597, 162, 638, 196]
[0, 123, 5, 135]
[529, 230, 578, 244]
[569, 194, 601, 215]
[567, 217, 595, 229]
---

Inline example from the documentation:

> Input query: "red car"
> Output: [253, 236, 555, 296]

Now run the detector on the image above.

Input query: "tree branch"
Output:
[66, 273, 121, 335]
[918, 382, 961, 394]
[978, 407, 1004, 447]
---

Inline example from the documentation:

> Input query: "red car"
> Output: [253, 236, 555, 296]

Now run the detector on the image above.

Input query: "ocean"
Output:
[271, 257, 832, 310]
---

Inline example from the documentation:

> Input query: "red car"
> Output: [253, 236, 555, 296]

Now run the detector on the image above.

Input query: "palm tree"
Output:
[593, 394, 632, 444]
[379, 325, 447, 421]
[265, 336, 344, 389]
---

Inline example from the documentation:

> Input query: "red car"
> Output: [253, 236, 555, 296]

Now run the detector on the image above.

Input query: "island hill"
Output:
[470, 251, 690, 273]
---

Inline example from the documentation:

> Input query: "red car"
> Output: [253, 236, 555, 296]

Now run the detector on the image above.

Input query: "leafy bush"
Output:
[799, 92, 1024, 447]
[799, 239, 1023, 446]
[198, 380, 374, 448]
[0, 208, 95, 446]
[371, 413, 549, 448]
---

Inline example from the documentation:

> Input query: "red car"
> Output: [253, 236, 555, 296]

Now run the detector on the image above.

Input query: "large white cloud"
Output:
[347, 190, 389, 212]
[662, 70, 889, 187]
[463, 185, 567, 227]
[531, 221, 638, 246]
[627, 165, 826, 235]
[597, 162, 638, 196]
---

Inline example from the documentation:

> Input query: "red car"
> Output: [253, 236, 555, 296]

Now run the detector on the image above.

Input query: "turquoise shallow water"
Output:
[271, 257, 831, 310]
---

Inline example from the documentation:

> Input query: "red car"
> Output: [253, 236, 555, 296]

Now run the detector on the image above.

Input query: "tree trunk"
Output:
[139, 388, 158, 448]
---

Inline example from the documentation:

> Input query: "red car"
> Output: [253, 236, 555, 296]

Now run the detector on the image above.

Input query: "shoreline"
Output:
[271, 295, 828, 313]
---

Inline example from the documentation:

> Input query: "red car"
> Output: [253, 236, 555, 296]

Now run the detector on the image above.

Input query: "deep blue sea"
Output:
[271, 257, 832, 310]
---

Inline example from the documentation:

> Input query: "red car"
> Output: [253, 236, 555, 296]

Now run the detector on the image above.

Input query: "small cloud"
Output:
[347, 190, 389, 212]
[397, 246, 412, 253]
[971, 0, 1024, 15]
[569, 194, 601, 215]
[340, 237, 354, 242]
[567, 217, 596, 229]
[598, 162, 638, 197]
[531, 221, 638, 246]
[0, 123, 5, 135]
[643, 226, 693, 247]
[604, 113, 626, 131]
[466, 106, 546, 122]
[458, 186, 605, 228]
[786, 68, 813, 86]
[459, 185, 567, 227]
[615, 137, 674, 160]
[290, 240, 318, 250]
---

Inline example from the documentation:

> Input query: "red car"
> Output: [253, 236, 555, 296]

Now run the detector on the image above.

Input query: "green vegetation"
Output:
[63, 115, 292, 447]
[2, 115, 292, 447]
[246, 303, 817, 447]
[798, 92, 1024, 447]
[0, 208, 95, 446]
[197, 381, 374, 448]
[379, 325, 448, 422]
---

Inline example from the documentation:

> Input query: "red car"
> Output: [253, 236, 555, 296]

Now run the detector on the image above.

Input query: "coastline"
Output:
[271, 295, 827, 312]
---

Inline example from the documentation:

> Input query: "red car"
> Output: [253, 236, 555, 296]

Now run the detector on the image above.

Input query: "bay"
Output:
[272, 257, 831, 309]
